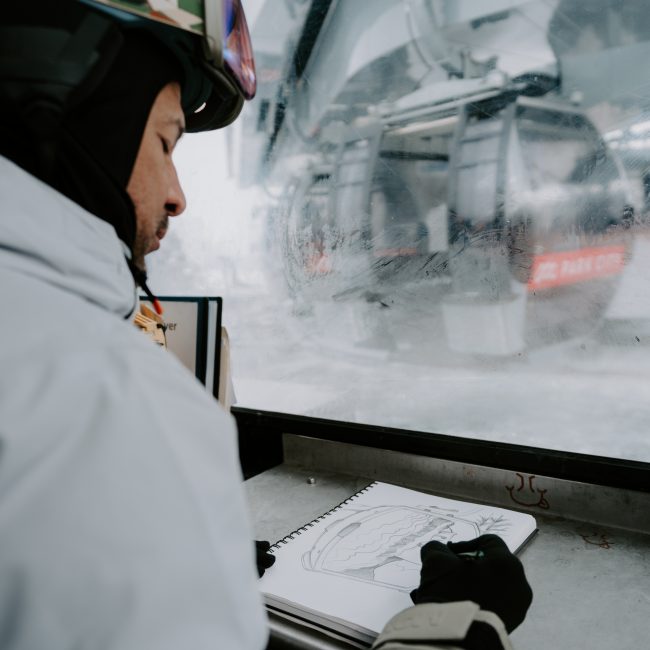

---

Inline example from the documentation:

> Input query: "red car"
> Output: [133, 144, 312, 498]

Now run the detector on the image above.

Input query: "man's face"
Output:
[127, 82, 186, 271]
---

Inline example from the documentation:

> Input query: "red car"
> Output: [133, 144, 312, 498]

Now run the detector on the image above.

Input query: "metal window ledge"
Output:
[246, 435, 650, 650]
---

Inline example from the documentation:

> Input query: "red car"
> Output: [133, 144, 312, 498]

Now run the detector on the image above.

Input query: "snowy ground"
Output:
[221, 235, 650, 464]
[150, 132, 650, 465]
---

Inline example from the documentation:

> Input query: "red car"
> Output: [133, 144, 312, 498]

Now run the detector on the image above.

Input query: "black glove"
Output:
[255, 540, 276, 578]
[410, 534, 532, 633]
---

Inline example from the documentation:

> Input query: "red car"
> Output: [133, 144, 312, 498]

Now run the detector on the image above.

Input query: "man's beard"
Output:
[131, 234, 148, 273]
[132, 215, 168, 272]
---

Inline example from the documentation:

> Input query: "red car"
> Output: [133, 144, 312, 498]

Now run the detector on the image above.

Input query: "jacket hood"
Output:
[0, 155, 137, 318]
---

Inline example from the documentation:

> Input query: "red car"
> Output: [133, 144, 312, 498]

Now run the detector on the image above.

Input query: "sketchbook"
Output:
[259, 481, 537, 646]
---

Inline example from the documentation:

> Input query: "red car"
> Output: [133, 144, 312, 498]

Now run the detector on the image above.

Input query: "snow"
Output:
[149, 128, 650, 465]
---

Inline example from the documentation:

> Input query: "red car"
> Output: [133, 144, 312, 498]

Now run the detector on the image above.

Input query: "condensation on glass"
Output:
[154, 0, 650, 463]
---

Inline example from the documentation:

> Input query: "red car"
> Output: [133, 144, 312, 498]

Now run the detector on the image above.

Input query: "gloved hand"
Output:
[255, 540, 276, 578]
[410, 534, 532, 633]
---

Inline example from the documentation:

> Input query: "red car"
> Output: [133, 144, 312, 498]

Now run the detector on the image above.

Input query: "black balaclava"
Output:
[52, 31, 183, 254]
[0, 12, 182, 257]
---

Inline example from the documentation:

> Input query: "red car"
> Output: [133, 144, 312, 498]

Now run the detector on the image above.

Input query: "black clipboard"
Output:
[139, 296, 223, 401]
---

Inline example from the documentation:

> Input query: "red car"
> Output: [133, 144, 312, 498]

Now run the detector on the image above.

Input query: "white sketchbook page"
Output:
[259, 481, 536, 637]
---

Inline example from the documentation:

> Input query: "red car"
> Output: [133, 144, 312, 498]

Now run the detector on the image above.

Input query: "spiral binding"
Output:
[269, 481, 377, 553]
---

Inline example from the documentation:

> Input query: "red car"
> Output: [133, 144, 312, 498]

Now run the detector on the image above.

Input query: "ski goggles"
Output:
[88, 0, 256, 101]
[221, 0, 256, 99]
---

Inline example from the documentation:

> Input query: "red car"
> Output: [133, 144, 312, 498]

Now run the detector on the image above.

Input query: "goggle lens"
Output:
[223, 0, 256, 99]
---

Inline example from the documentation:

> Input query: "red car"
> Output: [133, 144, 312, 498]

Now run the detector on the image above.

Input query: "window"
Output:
[152, 0, 650, 464]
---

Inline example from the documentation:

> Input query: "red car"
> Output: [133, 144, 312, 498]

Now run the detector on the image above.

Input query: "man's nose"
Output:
[165, 166, 187, 216]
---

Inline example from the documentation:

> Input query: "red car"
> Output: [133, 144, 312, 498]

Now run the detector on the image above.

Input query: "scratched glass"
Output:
[152, 0, 650, 464]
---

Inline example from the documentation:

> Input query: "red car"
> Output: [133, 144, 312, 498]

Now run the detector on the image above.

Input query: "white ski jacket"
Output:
[0, 156, 267, 649]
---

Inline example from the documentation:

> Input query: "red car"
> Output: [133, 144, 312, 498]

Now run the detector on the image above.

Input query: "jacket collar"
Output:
[0, 155, 137, 319]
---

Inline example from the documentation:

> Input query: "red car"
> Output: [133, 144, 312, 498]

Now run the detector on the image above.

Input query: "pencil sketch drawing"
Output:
[301, 505, 510, 591]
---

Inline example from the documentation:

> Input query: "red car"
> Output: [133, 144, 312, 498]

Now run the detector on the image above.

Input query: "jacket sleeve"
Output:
[0, 328, 268, 650]
[371, 602, 514, 650]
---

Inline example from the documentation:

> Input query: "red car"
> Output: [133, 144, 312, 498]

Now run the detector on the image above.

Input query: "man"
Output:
[0, 2, 530, 649]
[0, 2, 266, 648]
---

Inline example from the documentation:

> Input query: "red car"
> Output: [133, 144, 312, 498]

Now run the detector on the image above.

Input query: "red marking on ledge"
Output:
[506, 473, 550, 509]
[580, 532, 613, 549]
